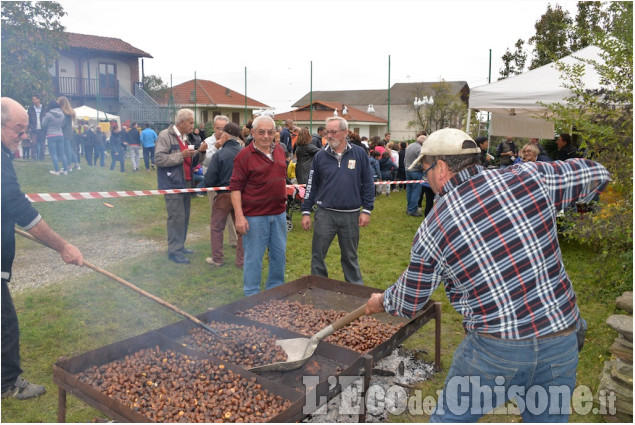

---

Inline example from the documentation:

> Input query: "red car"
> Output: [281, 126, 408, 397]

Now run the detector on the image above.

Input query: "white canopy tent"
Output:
[468, 45, 604, 138]
[74, 105, 120, 127]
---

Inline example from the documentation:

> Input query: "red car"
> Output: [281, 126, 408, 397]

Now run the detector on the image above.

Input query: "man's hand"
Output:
[60, 243, 84, 266]
[301, 215, 312, 231]
[359, 212, 370, 227]
[365, 292, 385, 315]
[235, 216, 249, 235]
[182, 149, 196, 159]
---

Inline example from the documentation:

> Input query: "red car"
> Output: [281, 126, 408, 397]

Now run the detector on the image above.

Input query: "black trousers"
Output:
[418, 185, 435, 217]
[1, 279, 21, 392]
[84, 144, 94, 165]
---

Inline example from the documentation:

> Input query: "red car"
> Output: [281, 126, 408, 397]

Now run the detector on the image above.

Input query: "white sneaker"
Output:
[49, 170, 60, 176]
[205, 257, 224, 267]
[76, 166, 81, 170]
[62, 171, 68, 175]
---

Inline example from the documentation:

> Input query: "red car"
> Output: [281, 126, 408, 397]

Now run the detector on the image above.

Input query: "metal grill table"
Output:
[53, 275, 441, 422]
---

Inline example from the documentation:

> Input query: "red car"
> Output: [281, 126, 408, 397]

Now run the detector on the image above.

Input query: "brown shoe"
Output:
[1, 377, 46, 400]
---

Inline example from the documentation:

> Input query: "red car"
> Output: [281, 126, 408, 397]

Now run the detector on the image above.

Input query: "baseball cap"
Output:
[419, 128, 481, 156]
[223, 122, 242, 139]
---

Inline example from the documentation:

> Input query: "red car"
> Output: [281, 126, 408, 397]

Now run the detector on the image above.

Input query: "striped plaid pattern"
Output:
[383, 159, 610, 339]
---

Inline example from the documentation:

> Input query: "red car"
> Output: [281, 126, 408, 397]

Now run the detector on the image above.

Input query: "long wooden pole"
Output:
[15, 228, 221, 336]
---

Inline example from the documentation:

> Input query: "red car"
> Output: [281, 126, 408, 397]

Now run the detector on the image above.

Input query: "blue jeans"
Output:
[431, 331, 578, 422]
[406, 170, 423, 213]
[243, 212, 287, 296]
[48, 135, 68, 172]
[63, 137, 77, 166]
[143, 146, 155, 170]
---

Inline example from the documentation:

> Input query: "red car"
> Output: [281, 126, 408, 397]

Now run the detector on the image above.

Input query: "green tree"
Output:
[1, 1, 67, 106]
[549, 2, 632, 253]
[570, 1, 607, 51]
[142, 74, 169, 101]
[408, 80, 466, 134]
[499, 2, 614, 80]
[499, 39, 528, 80]
[528, 4, 573, 69]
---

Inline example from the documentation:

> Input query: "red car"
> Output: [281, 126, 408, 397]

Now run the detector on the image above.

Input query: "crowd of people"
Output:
[21, 95, 160, 175]
[5, 96, 606, 422]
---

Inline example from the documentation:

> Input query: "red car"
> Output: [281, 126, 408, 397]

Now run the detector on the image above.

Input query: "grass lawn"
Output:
[1, 157, 629, 423]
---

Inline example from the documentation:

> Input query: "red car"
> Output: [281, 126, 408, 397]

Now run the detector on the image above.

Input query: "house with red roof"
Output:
[275, 101, 387, 138]
[51, 32, 153, 120]
[154, 79, 269, 126]
[292, 81, 469, 140]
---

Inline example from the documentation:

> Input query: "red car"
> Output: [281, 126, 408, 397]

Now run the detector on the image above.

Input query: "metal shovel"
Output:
[248, 303, 367, 372]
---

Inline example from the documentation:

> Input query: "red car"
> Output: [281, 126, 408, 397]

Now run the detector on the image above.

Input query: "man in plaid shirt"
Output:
[365, 128, 610, 422]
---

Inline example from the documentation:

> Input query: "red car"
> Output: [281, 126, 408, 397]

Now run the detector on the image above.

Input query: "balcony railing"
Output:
[52, 76, 119, 99]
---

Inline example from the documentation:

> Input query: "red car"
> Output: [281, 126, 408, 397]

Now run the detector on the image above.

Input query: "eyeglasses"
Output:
[422, 162, 437, 179]
[325, 129, 345, 135]
[1, 124, 27, 138]
[256, 129, 276, 136]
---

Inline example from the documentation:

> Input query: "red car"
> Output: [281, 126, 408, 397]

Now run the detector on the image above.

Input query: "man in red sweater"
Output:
[230, 115, 288, 296]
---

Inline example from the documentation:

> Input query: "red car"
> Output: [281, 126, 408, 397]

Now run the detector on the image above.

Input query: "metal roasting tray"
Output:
[54, 275, 439, 422]
[53, 331, 306, 423]
[215, 275, 441, 364]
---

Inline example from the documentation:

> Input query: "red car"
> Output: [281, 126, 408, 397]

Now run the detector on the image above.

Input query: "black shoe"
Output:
[407, 210, 423, 217]
[180, 248, 194, 255]
[168, 253, 190, 264]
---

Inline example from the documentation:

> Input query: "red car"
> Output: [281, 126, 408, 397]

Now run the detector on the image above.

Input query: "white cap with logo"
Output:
[409, 128, 480, 169]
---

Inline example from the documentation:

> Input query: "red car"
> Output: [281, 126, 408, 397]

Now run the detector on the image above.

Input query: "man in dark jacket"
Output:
[556, 133, 580, 160]
[2, 97, 84, 400]
[280, 119, 293, 153]
[311, 126, 325, 149]
[204, 122, 244, 268]
[301, 116, 375, 284]
[82, 124, 95, 166]
[26, 95, 45, 160]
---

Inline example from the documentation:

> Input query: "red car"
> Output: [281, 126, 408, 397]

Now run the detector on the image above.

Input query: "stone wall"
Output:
[598, 291, 633, 422]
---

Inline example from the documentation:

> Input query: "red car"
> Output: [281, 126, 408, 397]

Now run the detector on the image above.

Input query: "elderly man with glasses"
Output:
[2, 97, 84, 400]
[301, 116, 375, 285]
[231, 115, 288, 296]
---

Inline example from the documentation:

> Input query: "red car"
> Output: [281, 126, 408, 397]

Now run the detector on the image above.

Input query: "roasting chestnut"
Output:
[237, 300, 402, 353]
[76, 346, 291, 422]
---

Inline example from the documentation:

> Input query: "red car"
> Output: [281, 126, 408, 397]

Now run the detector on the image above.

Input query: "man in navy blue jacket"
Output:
[280, 119, 293, 153]
[204, 122, 244, 268]
[2, 97, 84, 400]
[301, 117, 374, 284]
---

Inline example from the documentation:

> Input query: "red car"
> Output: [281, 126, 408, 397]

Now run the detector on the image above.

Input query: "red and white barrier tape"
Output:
[25, 181, 424, 203]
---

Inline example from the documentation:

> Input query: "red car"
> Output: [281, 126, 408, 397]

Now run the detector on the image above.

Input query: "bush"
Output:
[559, 197, 632, 255]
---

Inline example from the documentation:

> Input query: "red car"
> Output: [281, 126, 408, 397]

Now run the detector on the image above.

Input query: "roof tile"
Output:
[66, 32, 152, 58]
[275, 101, 386, 123]
[157, 79, 268, 108]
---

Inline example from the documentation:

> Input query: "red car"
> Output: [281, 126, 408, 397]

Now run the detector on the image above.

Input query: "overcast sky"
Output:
[57, 0, 579, 112]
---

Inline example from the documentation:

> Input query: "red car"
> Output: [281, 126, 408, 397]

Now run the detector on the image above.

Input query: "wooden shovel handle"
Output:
[15, 228, 218, 335]
[331, 303, 368, 332]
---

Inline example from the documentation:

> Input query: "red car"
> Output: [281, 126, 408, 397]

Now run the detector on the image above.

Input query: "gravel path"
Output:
[10, 231, 206, 294]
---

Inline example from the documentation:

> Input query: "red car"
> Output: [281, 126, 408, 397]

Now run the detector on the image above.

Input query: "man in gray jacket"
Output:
[155, 109, 204, 264]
